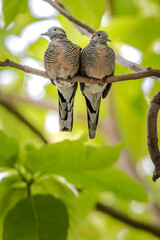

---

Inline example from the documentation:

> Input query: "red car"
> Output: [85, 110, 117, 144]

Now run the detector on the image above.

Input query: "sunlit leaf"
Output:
[26, 138, 123, 173]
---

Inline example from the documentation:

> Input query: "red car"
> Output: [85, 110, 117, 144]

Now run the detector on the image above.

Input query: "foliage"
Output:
[0, 0, 160, 239]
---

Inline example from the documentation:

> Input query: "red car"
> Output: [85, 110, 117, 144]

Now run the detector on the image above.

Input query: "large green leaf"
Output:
[32, 176, 79, 240]
[3, 194, 69, 240]
[2, 0, 28, 27]
[63, 168, 148, 202]
[26, 139, 123, 173]
[0, 131, 19, 168]
[59, 0, 105, 29]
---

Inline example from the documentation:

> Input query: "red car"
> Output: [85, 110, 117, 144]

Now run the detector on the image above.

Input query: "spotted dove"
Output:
[42, 27, 81, 132]
[80, 30, 115, 139]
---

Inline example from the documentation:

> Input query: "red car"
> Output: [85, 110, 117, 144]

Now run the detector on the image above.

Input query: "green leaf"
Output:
[2, 0, 28, 27]
[0, 131, 19, 168]
[3, 195, 69, 240]
[59, 0, 105, 29]
[26, 139, 123, 173]
[32, 176, 79, 239]
[63, 168, 148, 202]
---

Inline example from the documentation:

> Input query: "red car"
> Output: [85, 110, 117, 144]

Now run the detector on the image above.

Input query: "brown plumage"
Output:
[42, 27, 81, 132]
[80, 30, 115, 139]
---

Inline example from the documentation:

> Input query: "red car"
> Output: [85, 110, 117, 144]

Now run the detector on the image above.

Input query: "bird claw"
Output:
[67, 76, 72, 81]
[50, 79, 55, 86]
[102, 76, 107, 82]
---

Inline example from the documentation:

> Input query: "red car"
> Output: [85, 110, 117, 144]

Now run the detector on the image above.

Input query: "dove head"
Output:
[41, 27, 67, 40]
[91, 31, 111, 44]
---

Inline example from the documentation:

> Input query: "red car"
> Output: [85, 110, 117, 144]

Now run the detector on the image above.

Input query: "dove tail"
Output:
[58, 86, 77, 132]
[85, 96, 101, 139]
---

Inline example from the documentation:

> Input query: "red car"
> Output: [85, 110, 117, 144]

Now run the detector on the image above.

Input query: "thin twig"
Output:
[0, 99, 48, 144]
[1, 59, 160, 83]
[147, 91, 160, 182]
[96, 203, 160, 238]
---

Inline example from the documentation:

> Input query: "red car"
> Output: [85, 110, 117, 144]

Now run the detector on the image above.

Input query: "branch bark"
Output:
[1, 59, 160, 84]
[147, 91, 160, 182]
[96, 203, 160, 238]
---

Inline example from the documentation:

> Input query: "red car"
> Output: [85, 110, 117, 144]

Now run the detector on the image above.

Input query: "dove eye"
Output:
[53, 29, 57, 31]
[98, 33, 101, 36]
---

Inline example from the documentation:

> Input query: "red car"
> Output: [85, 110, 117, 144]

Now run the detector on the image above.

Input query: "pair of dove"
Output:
[41, 27, 115, 139]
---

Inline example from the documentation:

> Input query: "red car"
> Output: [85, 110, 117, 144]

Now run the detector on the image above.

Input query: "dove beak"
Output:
[41, 32, 48, 36]
[106, 37, 111, 42]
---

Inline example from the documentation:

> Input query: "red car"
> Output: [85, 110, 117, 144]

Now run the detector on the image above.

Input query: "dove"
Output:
[42, 27, 81, 132]
[80, 30, 115, 139]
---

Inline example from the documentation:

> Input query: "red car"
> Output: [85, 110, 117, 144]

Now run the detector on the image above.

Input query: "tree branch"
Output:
[1, 59, 160, 84]
[147, 91, 160, 182]
[0, 59, 48, 78]
[0, 99, 48, 144]
[96, 203, 160, 238]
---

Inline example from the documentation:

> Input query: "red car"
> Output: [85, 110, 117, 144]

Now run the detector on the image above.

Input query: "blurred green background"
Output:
[0, 0, 160, 239]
